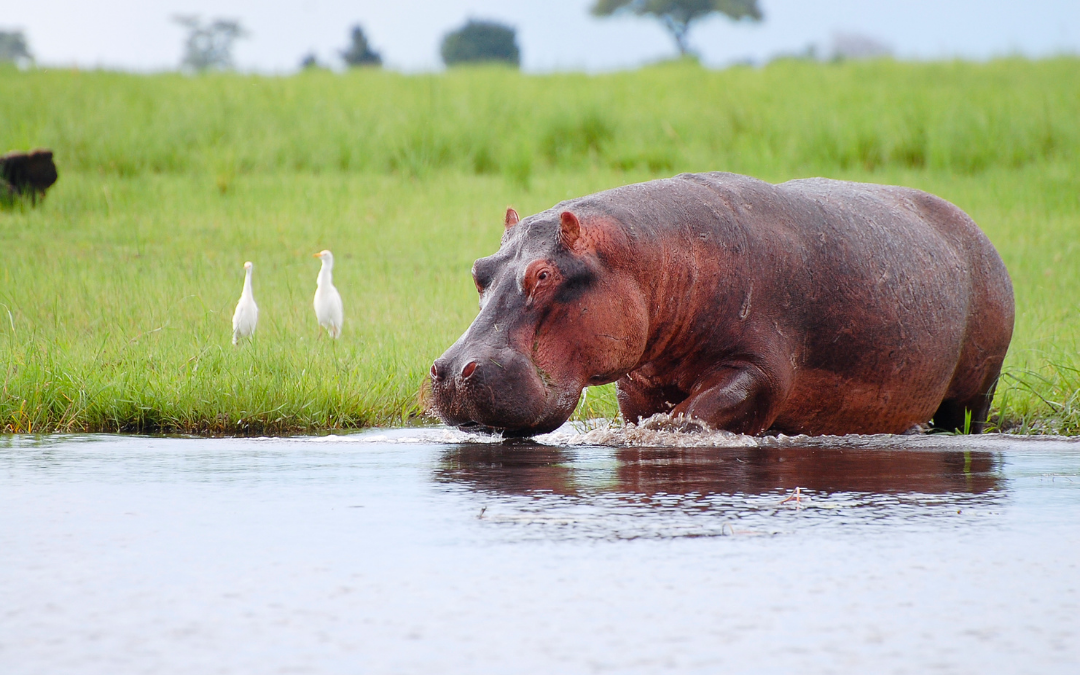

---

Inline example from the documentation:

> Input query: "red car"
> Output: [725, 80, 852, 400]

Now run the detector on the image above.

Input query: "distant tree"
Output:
[441, 20, 520, 68]
[591, 0, 762, 57]
[0, 30, 32, 66]
[173, 15, 248, 72]
[341, 25, 382, 67]
[299, 52, 323, 70]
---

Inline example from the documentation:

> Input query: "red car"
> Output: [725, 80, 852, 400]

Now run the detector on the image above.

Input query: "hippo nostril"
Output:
[430, 363, 441, 381]
[461, 361, 478, 379]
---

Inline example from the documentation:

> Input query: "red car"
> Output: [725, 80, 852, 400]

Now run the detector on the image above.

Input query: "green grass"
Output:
[1, 59, 1078, 434]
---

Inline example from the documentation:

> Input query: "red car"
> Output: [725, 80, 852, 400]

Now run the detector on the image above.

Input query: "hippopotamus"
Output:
[430, 172, 1014, 437]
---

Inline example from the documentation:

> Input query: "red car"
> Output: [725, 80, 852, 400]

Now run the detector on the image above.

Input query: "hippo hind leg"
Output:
[930, 379, 999, 434]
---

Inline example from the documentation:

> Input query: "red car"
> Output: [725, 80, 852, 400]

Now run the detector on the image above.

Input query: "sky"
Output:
[4, 0, 1079, 73]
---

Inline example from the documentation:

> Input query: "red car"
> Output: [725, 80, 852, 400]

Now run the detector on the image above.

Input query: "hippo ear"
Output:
[504, 207, 520, 229]
[559, 211, 581, 249]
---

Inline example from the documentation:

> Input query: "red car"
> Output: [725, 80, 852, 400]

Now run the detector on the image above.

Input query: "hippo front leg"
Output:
[615, 373, 687, 424]
[672, 364, 788, 436]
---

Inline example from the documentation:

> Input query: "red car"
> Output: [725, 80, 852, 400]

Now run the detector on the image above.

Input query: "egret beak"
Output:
[312, 253, 321, 258]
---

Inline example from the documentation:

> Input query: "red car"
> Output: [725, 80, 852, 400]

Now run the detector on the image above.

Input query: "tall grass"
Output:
[1, 59, 1077, 434]
[4, 58, 1079, 181]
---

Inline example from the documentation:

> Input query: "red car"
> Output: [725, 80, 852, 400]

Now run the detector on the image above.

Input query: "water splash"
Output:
[537, 413, 757, 448]
[304, 412, 1080, 449]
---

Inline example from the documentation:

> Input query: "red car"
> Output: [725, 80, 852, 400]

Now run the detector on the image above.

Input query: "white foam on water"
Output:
[304, 427, 505, 445]
[292, 412, 1080, 450]
[536, 414, 758, 448]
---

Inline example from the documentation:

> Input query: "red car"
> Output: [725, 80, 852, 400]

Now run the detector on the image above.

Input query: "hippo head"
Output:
[431, 207, 648, 436]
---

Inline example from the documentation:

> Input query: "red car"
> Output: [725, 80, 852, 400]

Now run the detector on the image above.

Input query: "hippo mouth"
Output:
[455, 421, 540, 438]
[430, 349, 580, 437]
[432, 384, 579, 437]
[453, 420, 503, 436]
[450, 414, 575, 438]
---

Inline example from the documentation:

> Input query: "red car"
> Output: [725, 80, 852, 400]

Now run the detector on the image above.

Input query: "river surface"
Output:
[2, 428, 1079, 674]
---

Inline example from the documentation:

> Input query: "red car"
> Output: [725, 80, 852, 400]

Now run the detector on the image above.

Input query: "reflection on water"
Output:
[438, 443, 1001, 495]
[614, 445, 999, 495]
[435, 443, 1005, 539]
[1, 433, 1079, 674]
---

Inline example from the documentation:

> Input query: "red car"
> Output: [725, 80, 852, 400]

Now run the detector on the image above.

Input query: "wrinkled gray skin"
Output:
[431, 172, 1015, 437]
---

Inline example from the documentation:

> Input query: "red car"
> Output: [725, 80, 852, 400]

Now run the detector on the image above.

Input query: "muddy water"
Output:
[2, 428, 1079, 674]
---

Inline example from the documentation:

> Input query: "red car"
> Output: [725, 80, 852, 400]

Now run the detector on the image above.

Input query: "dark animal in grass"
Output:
[430, 172, 1014, 437]
[1, 149, 58, 205]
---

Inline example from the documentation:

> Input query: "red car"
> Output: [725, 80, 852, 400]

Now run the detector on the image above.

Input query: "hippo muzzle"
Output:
[431, 343, 576, 436]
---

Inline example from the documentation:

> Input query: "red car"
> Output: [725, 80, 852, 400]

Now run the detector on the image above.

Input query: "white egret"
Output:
[231, 261, 258, 345]
[313, 250, 344, 338]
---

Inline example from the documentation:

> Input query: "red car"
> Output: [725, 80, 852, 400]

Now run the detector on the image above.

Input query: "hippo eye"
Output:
[522, 260, 558, 303]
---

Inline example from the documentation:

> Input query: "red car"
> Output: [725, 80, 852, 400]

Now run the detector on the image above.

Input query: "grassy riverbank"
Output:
[1, 59, 1078, 434]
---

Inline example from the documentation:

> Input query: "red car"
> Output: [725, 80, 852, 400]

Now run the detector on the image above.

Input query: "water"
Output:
[2, 428, 1079, 674]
